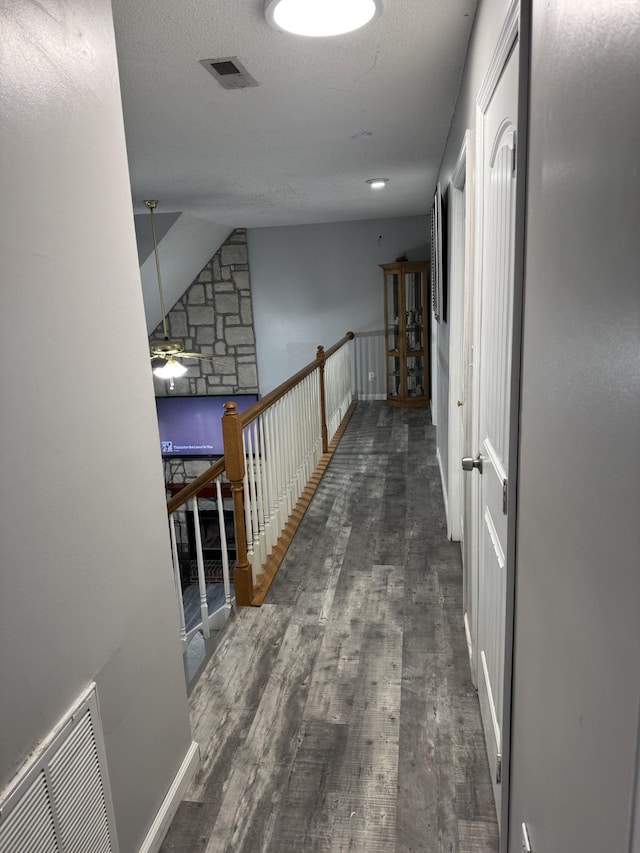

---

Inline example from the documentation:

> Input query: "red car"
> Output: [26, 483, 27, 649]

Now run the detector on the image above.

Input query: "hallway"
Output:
[161, 402, 499, 852]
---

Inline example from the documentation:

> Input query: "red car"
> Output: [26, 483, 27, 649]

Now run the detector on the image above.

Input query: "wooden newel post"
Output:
[317, 345, 328, 454]
[222, 401, 254, 606]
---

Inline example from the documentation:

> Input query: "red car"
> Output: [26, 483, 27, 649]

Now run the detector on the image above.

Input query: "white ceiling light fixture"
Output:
[265, 0, 383, 37]
[366, 178, 389, 189]
[153, 356, 188, 381]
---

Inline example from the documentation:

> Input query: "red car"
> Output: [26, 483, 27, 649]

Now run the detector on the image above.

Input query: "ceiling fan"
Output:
[145, 199, 217, 388]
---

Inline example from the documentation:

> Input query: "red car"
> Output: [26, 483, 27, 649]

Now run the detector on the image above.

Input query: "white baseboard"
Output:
[436, 445, 450, 537]
[464, 611, 477, 688]
[208, 602, 232, 631]
[358, 392, 386, 400]
[138, 741, 199, 853]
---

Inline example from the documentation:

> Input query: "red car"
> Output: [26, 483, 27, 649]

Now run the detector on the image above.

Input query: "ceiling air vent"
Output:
[199, 56, 258, 90]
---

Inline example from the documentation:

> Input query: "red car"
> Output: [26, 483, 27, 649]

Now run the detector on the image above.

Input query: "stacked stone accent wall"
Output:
[151, 228, 258, 398]
[150, 228, 259, 484]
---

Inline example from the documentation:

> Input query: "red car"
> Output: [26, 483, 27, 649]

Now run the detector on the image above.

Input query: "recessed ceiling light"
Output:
[265, 0, 383, 37]
[366, 178, 389, 189]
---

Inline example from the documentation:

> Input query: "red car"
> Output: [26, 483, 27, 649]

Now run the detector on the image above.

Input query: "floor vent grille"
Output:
[0, 685, 118, 853]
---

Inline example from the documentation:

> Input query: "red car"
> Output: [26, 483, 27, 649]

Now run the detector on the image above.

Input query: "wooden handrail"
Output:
[353, 328, 385, 337]
[239, 331, 354, 429]
[323, 330, 355, 360]
[166, 457, 226, 515]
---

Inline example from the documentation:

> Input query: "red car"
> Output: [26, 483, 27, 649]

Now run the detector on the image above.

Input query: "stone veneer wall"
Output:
[152, 228, 258, 398]
[150, 228, 259, 484]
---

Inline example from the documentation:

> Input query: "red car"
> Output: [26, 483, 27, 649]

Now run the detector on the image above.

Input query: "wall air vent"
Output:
[199, 57, 258, 90]
[0, 684, 118, 852]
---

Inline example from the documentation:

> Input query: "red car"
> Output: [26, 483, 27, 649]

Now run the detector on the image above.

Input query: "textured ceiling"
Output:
[112, 0, 478, 228]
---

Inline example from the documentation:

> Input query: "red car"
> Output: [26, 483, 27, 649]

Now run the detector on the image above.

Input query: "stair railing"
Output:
[165, 331, 355, 643]
[166, 459, 233, 648]
[220, 331, 355, 605]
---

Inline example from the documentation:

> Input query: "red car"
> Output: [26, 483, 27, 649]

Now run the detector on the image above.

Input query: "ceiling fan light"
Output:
[154, 358, 188, 380]
[265, 0, 382, 37]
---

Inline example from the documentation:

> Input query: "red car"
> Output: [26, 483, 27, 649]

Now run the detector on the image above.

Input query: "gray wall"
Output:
[436, 304, 450, 498]
[248, 217, 429, 393]
[151, 229, 259, 398]
[0, 3, 192, 851]
[435, 0, 640, 847]
[139, 212, 232, 334]
[509, 2, 640, 851]
[135, 211, 180, 265]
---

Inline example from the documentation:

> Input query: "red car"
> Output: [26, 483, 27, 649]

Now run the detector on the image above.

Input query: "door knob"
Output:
[462, 454, 483, 474]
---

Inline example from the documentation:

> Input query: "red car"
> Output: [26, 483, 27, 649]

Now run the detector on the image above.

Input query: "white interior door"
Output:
[470, 21, 519, 824]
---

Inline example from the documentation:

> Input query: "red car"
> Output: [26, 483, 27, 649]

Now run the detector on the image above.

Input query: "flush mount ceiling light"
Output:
[265, 0, 383, 37]
[366, 178, 389, 189]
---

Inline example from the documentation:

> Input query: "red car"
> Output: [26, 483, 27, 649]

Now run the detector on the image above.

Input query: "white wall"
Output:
[437, 0, 509, 183]
[0, 3, 192, 850]
[509, 1, 640, 851]
[248, 216, 429, 393]
[139, 212, 232, 334]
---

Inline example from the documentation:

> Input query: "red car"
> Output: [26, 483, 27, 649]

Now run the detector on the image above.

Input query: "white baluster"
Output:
[285, 391, 295, 516]
[270, 403, 282, 546]
[245, 425, 261, 569]
[169, 513, 187, 648]
[241, 430, 257, 580]
[303, 375, 311, 482]
[309, 372, 317, 469]
[254, 419, 267, 566]
[275, 399, 286, 530]
[293, 386, 302, 495]
[263, 408, 277, 551]
[215, 477, 233, 608]
[316, 370, 322, 459]
[257, 415, 270, 555]
[191, 497, 210, 638]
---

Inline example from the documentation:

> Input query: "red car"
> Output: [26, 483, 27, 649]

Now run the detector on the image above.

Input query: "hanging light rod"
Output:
[144, 198, 170, 342]
[265, 0, 383, 37]
[145, 198, 186, 387]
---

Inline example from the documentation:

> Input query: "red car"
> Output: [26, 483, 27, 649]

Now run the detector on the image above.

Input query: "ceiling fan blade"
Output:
[179, 352, 219, 360]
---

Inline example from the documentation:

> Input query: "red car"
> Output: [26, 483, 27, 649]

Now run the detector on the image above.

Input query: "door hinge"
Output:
[496, 752, 502, 785]
[502, 479, 508, 514]
[512, 135, 517, 175]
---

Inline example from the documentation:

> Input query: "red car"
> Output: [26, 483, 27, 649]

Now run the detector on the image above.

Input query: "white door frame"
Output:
[470, 0, 525, 843]
[447, 134, 469, 543]
[448, 132, 478, 683]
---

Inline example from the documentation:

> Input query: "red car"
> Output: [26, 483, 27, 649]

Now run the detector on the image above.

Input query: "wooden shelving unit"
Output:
[381, 261, 429, 407]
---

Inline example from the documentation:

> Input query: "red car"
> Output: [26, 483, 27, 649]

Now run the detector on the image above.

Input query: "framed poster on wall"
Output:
[430, 184, 447, 323]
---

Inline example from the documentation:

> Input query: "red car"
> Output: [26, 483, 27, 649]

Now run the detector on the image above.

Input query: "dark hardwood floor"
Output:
[161, 402, 499, 852]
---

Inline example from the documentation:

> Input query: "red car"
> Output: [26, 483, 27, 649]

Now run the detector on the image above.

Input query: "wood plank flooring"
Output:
[161, 403, 499, 853]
